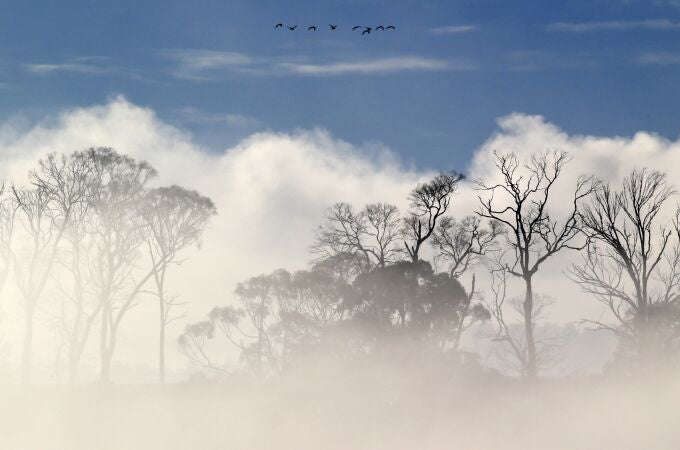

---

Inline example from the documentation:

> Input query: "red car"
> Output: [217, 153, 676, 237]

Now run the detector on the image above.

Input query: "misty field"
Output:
[3, 139, 680, 450]
[2, 370, 679, 450]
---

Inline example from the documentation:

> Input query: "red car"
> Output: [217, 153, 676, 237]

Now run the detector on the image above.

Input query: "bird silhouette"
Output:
[288, 25, 297, 30]
[352, 25, 361, 30]
[386, 25, 395, 30]
[275, 23, 283, 29]
[376, 25, 385, 30]
[329, 24, 338, 30]
[308, 25, 317, 31]
[362, 27, 372, 35]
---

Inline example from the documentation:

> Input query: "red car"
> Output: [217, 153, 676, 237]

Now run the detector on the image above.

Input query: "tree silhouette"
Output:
[569, 168, 680, 365]
[476, 151, 595, 378]
[140, 185, 216, 383]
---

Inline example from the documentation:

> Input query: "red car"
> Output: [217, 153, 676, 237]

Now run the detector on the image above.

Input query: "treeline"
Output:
[0, 147, 215, 384]
[1, 147, 678, 384]
[182, 150, 680, 379]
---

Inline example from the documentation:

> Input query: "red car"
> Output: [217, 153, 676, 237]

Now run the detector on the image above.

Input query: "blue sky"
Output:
[1, 0, 680, 170]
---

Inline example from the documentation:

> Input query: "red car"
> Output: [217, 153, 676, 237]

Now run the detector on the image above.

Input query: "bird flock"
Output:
[275, 23, 396, 35]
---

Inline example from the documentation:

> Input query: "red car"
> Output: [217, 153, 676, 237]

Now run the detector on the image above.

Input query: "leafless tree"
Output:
[476, 151, 595, 378]
[139, 185, 216, 383]
[11, 152, 90, 383]
[431, 215, 502, 279]
[312, 202, 401, 274]
[82, 148, 157, 383]
[485, 264, 561, 376]
[403, 171, 464, 263]
[569, 169, 680, 363]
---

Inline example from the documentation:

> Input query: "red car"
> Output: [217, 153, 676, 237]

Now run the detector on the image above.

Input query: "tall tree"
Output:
[11, 152, 90, 383]
[140, 185, 216, 383]
[84, 147, 157, 382]
[569, 169, 680, 364]
[476, 151, 594, 378]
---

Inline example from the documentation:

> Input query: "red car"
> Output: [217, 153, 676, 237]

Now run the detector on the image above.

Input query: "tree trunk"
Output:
[524, 276, 537, 379]
[100, 304, 111, 383]
[158, 296, 166, 384]
[21, 301, 35, 384]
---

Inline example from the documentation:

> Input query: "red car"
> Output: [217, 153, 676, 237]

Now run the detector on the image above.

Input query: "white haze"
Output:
[0, 98, 679, 450]
[0, 98, 678, 381]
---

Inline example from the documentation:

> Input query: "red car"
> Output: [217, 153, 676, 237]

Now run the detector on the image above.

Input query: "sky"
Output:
[1, 0, 680, 380]
[1, 0, 680, 170]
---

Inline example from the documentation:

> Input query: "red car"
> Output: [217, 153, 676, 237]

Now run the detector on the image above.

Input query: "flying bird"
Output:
[352, 25, 361, 30]
[362, 27, 372, 35]
[288, 25, 297, 30]
[275, 23, 283, 29]
[386, 25, 395, 30]
[376, 25, 385, 31]
[308, 25, 317, 31]
[329, 24, 338, 30]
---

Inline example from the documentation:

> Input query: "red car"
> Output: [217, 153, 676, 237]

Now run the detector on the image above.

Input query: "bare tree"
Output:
[569, 169, 680, 363]
[82, 147, 157, 383]
[476, 151, 594, 378]
[11, 152, 90, 383]
[44, 151, 101, 384]
[403, 171, 464, 262]
[139, 185, 216, 383]
[485, 265, 560, 376]
[312, 202, 401, 274]
[431, 215, 501, 279]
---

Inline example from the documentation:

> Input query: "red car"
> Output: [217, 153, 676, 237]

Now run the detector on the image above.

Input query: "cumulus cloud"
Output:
[2, 98, 680, 380]
[0, 97, 426, 380]
[463, 113, 680, 325]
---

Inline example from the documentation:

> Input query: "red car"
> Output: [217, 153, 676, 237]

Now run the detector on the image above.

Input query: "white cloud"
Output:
[24, 57, 146, 79]
[429, 25, 478, 34]
[277, 56, 473, 75]
[163, 49, 474, 78]
[163, 49, 255, 80]
[173, 106, 261, 127]
[25, 63, 105, 75]
[546, 19, 680, 32]
[0, 96, 426, 381]
[3, 99, 680, 380]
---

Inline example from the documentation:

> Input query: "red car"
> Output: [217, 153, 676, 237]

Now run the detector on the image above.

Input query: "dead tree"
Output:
[485, 263, 561, 376]
[476, 151, 594, 378]
[569, 169, 680, 363]
[430, 215, 501, 350]
[312, 202, 401, 275]
[403, 171, 464, 262]
[11, 152, 90, 383]
[139, 185, 216, 383]
[83, 148, 157, 383]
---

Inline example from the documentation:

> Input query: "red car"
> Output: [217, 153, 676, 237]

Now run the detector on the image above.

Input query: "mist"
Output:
[0, 99, 679, 449]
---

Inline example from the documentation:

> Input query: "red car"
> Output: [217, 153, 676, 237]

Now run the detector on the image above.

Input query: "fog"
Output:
[2, 365, 679, 449]
[0, 99, 679, 449]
